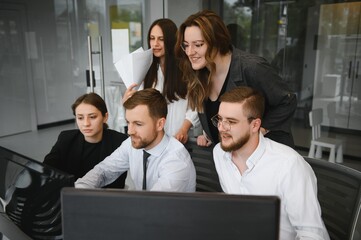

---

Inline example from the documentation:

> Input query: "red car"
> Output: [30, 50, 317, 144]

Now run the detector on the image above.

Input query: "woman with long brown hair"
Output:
[175, 10, 297, 148]
[123, 19, 199, 144]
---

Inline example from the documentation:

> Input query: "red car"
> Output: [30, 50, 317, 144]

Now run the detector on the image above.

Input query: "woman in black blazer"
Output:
[44, 93, 128, 189]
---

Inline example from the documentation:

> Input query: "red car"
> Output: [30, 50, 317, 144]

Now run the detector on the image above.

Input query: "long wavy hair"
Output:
[175, 10, 232, 112]
[143, 18, 187, 102]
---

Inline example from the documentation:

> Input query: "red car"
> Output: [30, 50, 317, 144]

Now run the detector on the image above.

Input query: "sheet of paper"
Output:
[114, 47, 153, 90]
[111, 29, 129, 63]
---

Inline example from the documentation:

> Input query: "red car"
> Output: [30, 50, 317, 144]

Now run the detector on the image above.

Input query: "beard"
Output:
[130, 134, 157, 149]
[219, 131, 250, 152]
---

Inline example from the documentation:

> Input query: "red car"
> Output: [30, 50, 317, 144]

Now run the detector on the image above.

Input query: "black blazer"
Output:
[44, 129, 128, 189]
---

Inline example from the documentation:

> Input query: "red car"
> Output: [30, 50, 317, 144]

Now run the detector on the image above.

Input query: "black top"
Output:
[81, 140, 102, 176]
[205, 72, 229, 142]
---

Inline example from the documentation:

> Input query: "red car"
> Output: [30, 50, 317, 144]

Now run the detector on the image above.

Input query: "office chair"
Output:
[308, 108, 343, 163]
[185, 139, 222, 192]
[0, 146, 74, 240]
[305, 157, 361, 240]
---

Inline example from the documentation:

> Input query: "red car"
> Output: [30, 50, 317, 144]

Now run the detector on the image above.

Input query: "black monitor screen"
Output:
[0, 146, 74, 239]
[61, 188, 280, 240]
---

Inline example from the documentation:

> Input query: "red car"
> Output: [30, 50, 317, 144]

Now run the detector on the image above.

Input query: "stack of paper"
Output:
[114, 47, 153, 90]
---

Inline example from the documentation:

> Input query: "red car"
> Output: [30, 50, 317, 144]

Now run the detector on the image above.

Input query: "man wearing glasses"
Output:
[212, 86, 329, 240]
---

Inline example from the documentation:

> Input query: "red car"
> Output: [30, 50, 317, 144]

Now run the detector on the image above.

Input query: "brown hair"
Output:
[123, 88, 167, 120]
[71, 93, 109, 129]
[144, 18, 187, 102]
[175, 10, 232, 112]
[219, 86, 265, 122]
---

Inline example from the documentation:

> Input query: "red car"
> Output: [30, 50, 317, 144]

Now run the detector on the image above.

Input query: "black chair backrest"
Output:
[0, 146, 75, 240]
[305, 157, 361, 240]
[184, 140, 222, 192]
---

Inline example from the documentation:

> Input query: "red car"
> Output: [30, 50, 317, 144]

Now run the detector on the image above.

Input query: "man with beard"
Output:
[75, 88, 196, 192]
[212, 86, 329, 240]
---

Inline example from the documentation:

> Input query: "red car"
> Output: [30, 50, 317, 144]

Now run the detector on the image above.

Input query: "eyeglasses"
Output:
[180, 41, 205, 53]
[211, 114, 256, 131]
[211, 115, 233, 131]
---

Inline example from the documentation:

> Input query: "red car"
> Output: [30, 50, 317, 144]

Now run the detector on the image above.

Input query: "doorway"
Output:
[313, 2, 361, 131]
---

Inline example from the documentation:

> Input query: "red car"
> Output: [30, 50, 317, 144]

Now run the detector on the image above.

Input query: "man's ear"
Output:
[156, 117, 166, 131]
[251, 118, 262, 133]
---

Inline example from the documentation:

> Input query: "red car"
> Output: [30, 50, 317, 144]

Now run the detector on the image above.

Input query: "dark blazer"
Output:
[199, 47, 297, 147]
[44, 129, 128, 189]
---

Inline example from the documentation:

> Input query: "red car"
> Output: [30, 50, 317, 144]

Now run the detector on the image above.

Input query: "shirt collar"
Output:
[223, 132, 266, 168]
[248, 132, 266, 166]
[143, 134, 169, 157]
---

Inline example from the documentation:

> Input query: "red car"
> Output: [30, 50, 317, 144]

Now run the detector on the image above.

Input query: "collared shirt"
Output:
[75, 134, 196, 192]
[213, 133, 330, 240]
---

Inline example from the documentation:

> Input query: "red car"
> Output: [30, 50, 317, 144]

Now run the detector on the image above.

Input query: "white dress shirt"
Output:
[213, 133, 330, 240]
[139, 68, 199, 136]
[75, 134, 196, 192]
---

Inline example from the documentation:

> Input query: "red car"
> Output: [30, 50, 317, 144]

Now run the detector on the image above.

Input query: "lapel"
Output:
[227, 47, 247, 90]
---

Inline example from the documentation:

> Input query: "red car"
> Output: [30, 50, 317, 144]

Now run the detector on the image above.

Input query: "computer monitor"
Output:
[0, 146, 75, 240]
[61, 188, 280, 240]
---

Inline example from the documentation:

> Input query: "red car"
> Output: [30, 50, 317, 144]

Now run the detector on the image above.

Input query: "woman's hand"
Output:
[122, 83, 138, 103]
[197, 134, 212, 147]
[175, 129, 189, 144]
[175, 120, 192, 144]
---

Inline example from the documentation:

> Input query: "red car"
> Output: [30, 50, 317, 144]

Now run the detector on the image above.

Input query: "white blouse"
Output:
[139, 68, 199, 137]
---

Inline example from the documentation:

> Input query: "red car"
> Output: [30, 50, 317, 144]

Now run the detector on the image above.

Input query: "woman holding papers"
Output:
[123, 19, 199, 144]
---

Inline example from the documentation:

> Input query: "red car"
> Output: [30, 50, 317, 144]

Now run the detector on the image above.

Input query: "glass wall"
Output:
[67, 0, 144, 130]
[0, 3, 35, 137]
[221, 0, 361, 159]
[314, 3, 361, 130]
[0, 0, 360, 159]
[0, 0, 145, 136]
